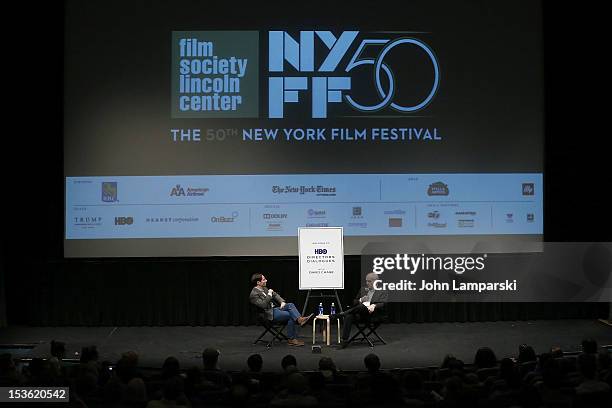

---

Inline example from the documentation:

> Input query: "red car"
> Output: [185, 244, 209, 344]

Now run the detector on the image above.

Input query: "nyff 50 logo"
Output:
[268, 31, 440, 118]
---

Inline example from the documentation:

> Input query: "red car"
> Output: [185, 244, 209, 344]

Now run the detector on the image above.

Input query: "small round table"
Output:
[312, 314, 341, 346]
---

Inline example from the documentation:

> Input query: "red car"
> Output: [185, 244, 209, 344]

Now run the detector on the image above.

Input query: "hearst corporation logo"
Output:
[146, 216, 199, 223]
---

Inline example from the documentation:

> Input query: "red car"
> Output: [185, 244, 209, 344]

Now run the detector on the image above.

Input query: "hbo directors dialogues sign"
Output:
[298, 227, 344, 290]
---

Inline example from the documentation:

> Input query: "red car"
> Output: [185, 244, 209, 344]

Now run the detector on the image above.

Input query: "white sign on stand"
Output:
[298, 227, 344, 290]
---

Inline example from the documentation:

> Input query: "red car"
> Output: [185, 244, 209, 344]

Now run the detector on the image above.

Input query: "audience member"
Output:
[2, 339, 610, 407]
[201, 347, 232, 390]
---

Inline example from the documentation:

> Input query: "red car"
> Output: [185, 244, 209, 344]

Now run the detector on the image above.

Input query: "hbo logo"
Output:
[115, 217, 134, 225]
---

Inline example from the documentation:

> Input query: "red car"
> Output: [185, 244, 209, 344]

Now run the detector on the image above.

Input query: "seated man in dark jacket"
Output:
[334, 272, 388, 348]
[249, 273, 313, 346]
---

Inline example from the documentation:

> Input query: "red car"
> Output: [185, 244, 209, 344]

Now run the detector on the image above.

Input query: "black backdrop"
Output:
[1, 1, 610, 327]
[4, 257, 608, 326]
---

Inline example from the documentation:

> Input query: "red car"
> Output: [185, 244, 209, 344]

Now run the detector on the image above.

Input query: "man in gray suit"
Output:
[334, 272, 388, 348]
[249, 273, 313, 346]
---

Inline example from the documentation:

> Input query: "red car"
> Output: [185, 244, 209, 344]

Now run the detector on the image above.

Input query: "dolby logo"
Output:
[263, 213, 288, 219]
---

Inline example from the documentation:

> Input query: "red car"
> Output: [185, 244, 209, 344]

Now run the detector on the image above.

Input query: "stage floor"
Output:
[1, 319, 611, 372]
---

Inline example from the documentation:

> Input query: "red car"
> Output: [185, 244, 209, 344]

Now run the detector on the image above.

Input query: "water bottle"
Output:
[330, 302, 336, 315]
[318, 302, 324, 315]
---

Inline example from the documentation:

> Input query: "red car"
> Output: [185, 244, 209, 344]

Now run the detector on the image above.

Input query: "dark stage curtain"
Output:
[5, 257, 608, 326]
[0, 246, 7, 328]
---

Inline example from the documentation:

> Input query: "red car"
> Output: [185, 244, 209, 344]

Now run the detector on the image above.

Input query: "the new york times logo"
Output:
[372, 254, 487, 275]
[272, 185, 336, 196]
[268, 31, 440, 118]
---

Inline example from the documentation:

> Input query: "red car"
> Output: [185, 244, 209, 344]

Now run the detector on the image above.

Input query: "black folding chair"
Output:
[251, 304, 288, 347]
[345, 313, 387, 348]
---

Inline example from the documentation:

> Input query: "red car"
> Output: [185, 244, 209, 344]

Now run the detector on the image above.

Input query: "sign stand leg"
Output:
[301, 289, 343, 315]
[302, 290, 312, 316]
[334, 289, 343, 313]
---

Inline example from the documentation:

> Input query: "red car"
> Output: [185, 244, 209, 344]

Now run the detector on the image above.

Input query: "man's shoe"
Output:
[288, 338, 305, 346]
[297, 313, 314, 326]
[340, 339, 349, 349]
